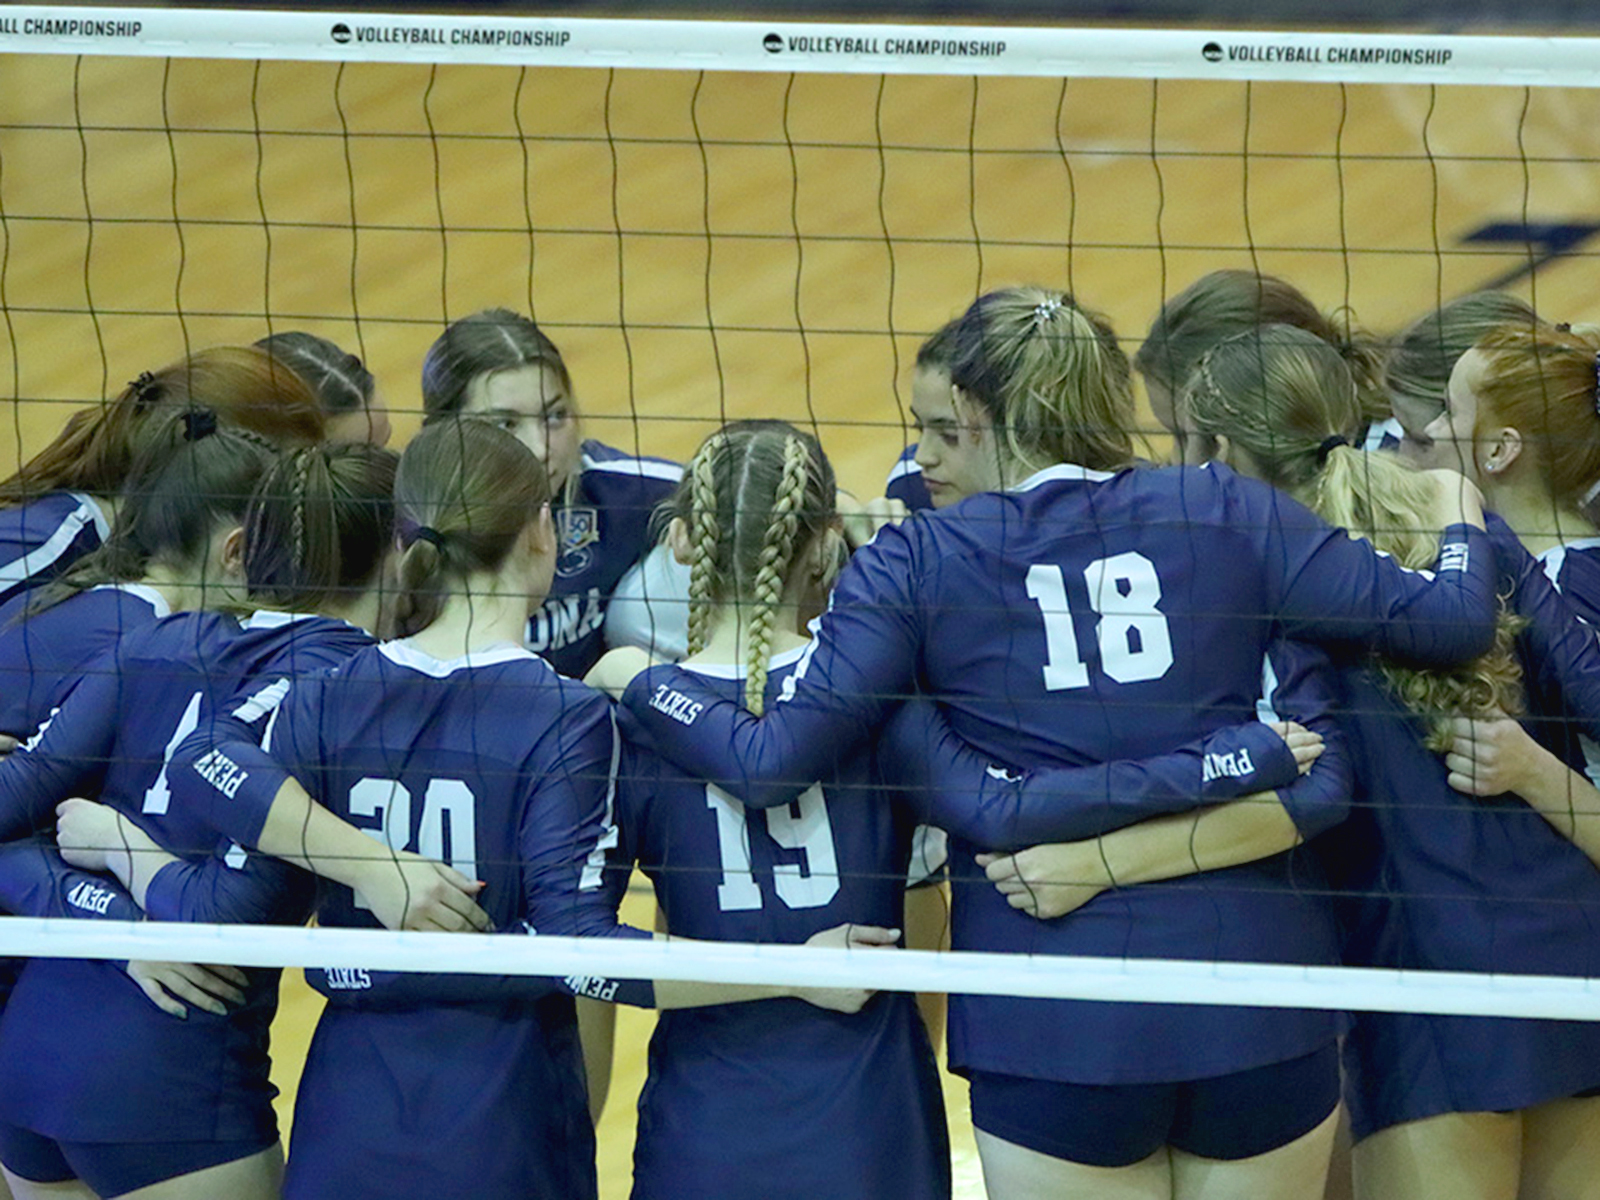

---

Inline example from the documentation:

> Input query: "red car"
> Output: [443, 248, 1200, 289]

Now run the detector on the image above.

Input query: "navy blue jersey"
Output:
[0, 583, 169, 740]
[616, 648, 949, 1200]
[1325, 528, 1600, 1136]
[0, 493, 109, 608]
[259, 640, 630, 1200]
[529, 440, 681, 677]
[0, 609, 370, 1144]
[620, 461, 1496, 1084]
[885, 445, 933, 512]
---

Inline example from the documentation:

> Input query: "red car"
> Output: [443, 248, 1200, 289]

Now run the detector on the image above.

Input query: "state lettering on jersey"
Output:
[564, 973, 620, 1002]
[649, 684, 703, 726]
[193, 748, 249, 800]
[555, 508, 601, 578]
[1438, 541, 1471, 573]
[66, 880, 115, 916]
[1201, 746, 1256, 784]
[527, 587, 604, 653]
[322, 967, 372, 990]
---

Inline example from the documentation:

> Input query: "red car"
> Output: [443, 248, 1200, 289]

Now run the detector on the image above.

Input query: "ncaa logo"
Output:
[763, 32, 783, 54]
[1202, 42, 1223, 62]
[332, 23, 352, 44]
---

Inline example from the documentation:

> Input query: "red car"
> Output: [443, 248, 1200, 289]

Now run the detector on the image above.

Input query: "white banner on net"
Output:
[0, 6, 1594, 88]
[6, 917, 1600, 1021]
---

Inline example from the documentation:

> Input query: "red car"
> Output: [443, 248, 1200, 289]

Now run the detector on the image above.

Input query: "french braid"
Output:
[743, 435, 810, 715]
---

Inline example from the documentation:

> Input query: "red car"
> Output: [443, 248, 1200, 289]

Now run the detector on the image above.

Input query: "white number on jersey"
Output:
[349, 777, 479, 903]
[142, 691, 204, 815]
[1027, 552, 1174, 690]
[705, 783, 841, 912]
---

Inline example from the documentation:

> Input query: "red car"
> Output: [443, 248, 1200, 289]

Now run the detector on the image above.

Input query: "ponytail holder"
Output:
[181, 407, 217, 442]
[1315, 434, 1348, 467]
[1031, 296, 1065, 327]
[412, 526, 446, 550]
[128, 371, 160, 409]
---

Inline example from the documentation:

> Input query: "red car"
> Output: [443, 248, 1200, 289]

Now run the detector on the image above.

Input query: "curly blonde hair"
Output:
[1184, 324, 1525, 746]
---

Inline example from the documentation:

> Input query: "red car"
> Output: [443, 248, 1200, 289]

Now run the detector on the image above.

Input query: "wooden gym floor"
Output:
[3, 47, 1599, 1198]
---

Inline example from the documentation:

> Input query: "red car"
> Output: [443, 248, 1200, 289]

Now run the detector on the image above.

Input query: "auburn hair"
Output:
[0, 346, 323, 508]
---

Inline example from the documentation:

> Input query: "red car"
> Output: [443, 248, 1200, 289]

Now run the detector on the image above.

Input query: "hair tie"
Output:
[412, 526, 446, 550]
[1315, 434, 1349, 467]
[181, 407, 217, 442]
[128, 371, 161, 409]
[1031, 296, 1065, 328]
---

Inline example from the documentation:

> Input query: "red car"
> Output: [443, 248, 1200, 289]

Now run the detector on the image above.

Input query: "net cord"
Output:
[0, 6, 1593, 88]
[6, 918, 1600, 1021]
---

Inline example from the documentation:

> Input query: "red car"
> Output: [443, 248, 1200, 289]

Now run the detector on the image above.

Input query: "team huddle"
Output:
[0, 278, 1598, 1200]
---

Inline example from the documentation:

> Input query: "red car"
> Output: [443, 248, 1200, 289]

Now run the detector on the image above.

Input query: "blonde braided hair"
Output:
[684, 433, 726, 657]
[664, 420, 837, 712]
[743, 435, 811, 715]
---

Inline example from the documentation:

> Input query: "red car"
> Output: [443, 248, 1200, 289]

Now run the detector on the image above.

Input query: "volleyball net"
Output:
[5, 5, 1600, 1022]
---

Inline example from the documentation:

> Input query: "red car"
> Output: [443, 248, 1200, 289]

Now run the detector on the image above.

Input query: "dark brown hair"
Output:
[243, 443, 397, 612]
[19, 408, 279, 621]
[420, 308, 573, 422]
[257, 331, 375, 418]
[0, 347, 324, 508]
[391, 418, 552, 638]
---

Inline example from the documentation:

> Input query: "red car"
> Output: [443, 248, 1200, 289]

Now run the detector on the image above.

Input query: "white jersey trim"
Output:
[581, 451, 683, 484]
[378, 639, 542, 677]
[1010, 462, 1117, 493]
[886, 454, 923, 489]
[1363, 416, 1405, 452]
[579, 708, 623, 891]
[677, 644, 810, 680]
[0, 496, 105, 588]
[90, 581, 172, 619]
[242, 609, 325, 631]
[1538, 538, 1600, 592]
[69, 493, 111, 541]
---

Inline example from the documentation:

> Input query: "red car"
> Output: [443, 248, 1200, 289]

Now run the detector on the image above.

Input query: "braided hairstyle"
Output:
[243, 443, 398, 613]
[1136, 270, 1386, 434]
[390, 418, 551, 638]
[1182, 324, 1525, 747]
[257, 331, 375, 416]
[665, 420, 837, 714]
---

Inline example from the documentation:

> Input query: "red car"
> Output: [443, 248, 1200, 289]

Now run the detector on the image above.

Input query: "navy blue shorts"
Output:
[0, 1121, 274, 1198]
[969, 1043, 1340, 1168]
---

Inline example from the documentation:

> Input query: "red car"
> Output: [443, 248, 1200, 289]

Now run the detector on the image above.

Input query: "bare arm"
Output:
[978, 791, 1302, 920]
[1443, 713, 1600, 867]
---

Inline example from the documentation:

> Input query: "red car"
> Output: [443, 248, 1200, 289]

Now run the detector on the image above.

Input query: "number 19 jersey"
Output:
[616, 648, 950, 1200]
